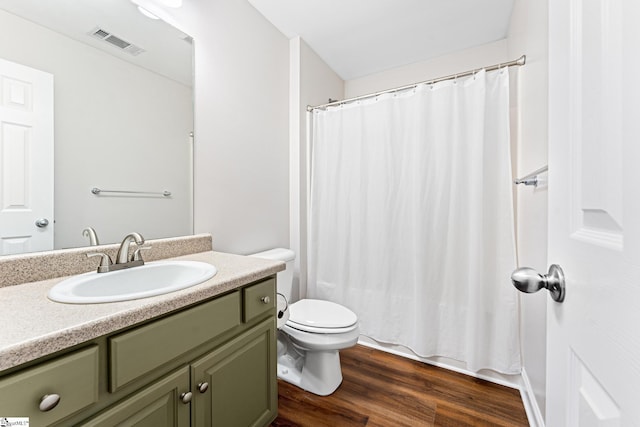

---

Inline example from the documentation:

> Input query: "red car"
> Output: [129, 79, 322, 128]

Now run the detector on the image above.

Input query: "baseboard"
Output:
[357, 337, 544, 426]
[520, 367, 545, 427]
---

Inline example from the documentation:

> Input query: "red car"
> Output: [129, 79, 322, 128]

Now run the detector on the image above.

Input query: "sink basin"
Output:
[48, 260, 217, 304]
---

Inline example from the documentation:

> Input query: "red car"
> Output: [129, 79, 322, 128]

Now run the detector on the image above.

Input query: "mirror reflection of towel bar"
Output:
[91, 187, 171, 197]
[514, 165, 548, 187]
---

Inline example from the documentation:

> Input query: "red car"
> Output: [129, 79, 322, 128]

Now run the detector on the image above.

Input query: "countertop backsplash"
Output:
[0, 234, 213, 288]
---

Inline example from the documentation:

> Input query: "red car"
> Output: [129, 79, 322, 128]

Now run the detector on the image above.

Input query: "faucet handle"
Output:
[132, 245, 151, 262]
[87, 252, 113, 273]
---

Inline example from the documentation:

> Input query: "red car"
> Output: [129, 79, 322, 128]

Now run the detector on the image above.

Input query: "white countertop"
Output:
[0, 251, 284, 371]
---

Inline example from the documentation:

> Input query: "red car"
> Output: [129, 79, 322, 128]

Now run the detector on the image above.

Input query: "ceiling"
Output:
[248, 0, 516, 80]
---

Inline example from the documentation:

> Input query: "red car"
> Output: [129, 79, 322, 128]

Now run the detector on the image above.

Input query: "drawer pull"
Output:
[180, 391, 193, 404]
[260, 296, 270, 304]
[39, 394, 61, 412]
[197, 382, 209, 393]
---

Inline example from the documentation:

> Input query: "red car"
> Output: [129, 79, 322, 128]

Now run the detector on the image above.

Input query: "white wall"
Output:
[345, 40, 509, 97]
[152, 0, 290, 255]
[0, 9, 193, 249]
[508, 0, 549, 423]
[290, 37, 344, 301]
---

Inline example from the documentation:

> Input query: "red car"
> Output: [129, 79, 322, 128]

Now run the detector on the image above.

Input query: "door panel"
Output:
[570, 0, 623, 249]
[548, 0, 640, 425]
[0, 57, 53, 254]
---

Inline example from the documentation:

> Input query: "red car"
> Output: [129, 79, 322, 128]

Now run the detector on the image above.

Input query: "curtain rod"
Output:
[307, 55, 526, 112]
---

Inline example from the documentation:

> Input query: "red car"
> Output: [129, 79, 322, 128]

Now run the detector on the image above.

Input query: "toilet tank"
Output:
[248, 248, 296, 299]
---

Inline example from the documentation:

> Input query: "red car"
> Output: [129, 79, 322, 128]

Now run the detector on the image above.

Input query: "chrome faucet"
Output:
[87, 232, 150, 273]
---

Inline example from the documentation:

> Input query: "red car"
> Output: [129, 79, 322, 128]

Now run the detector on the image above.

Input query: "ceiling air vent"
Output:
[89, 27, 145, 56]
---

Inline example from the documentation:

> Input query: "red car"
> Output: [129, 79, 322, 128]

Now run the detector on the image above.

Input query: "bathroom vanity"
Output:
[0, 237, 283, 427]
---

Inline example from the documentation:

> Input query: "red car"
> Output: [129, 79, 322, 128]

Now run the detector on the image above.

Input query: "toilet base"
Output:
[276, 334, 344, 396]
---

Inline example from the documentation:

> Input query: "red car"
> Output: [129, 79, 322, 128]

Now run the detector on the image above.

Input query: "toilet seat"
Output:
[286, 299, 358, 334]
[285, 321, 358, 334]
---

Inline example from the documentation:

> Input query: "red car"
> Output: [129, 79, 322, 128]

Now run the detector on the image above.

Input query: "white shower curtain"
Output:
[307, 69, 520, 374]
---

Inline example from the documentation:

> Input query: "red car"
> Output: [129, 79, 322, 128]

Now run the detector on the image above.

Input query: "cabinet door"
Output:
[191, 318, 277, 427]
[79, 367, 190, 427]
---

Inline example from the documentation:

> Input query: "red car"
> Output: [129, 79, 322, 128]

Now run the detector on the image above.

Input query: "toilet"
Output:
[250, 248, 359, 396]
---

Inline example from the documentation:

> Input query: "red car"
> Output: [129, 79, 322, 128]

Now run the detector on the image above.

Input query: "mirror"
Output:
[0, 0, 193, 255]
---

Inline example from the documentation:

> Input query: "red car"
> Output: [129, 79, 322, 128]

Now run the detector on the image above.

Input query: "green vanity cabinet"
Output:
[0, 276, 278, 427]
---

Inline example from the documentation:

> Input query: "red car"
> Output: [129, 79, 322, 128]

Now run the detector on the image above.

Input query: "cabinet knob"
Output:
[197, 382, 209, 393]
[260, 296, 270, 304]
[39, 394, 61, 412]
[180, 391, 193, 404]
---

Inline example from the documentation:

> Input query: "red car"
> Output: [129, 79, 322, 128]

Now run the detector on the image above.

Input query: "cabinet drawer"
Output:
[243, 278, 276, 323]
[0, 346, 99, 425]
[109, 291, 240, 391]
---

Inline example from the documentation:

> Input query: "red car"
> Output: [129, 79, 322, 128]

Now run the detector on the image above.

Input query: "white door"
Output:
[0, 58, 54, 255]
[547, 0, 640, 425]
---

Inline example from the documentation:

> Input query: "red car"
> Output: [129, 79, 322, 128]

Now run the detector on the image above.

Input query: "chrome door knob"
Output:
[511, 264, 566, 302]
[260, 296, 270, 304]
[35, 218, 49, 228]
[197, 382, 209, 393]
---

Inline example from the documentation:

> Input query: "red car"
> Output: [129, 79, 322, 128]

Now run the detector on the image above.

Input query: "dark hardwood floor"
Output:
[271, 345, 529, 426]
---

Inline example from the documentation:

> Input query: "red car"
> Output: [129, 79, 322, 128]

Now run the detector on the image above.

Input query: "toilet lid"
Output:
[287, 299, 357, 330]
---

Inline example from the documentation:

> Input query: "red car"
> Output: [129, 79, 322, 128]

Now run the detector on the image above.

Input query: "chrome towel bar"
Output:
[91, 187, 171, 197]
[514, 165, 548, 187]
